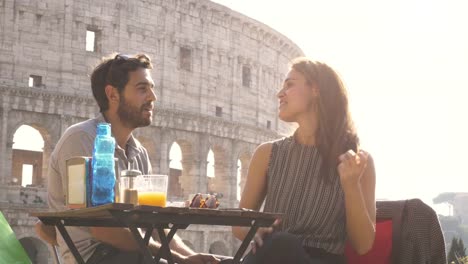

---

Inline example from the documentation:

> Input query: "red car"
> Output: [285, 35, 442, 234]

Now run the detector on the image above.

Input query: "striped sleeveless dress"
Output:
[263, 136, 347, 254]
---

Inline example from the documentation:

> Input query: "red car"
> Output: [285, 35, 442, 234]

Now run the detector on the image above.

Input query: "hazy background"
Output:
[212, 0, 468, 214]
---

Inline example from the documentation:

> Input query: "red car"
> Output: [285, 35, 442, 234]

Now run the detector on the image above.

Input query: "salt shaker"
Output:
[119, 169, 141, 205]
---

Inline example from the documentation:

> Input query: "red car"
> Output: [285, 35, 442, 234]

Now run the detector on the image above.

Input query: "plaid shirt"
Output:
[377, 199, 447, 264]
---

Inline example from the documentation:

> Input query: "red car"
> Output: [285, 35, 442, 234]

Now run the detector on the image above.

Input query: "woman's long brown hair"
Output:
[291, 57, 359, 181]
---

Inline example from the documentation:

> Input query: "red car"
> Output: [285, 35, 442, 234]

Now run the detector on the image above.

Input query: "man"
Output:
[48, 54, 219, 264]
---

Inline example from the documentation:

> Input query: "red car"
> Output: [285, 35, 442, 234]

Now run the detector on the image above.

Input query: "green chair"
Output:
[0, 211, 32, 264]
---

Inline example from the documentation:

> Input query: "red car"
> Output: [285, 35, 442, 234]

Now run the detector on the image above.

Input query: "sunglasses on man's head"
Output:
[106, 54, 132, 83]
[114, 54, 131, 61]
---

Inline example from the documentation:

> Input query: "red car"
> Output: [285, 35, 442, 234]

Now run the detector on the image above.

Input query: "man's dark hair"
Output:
[90, 53, 153, 112]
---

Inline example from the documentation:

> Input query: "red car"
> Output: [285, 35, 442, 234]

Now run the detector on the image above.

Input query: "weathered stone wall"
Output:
[0, 0, 303, 259]
[12, 149, 44, 186]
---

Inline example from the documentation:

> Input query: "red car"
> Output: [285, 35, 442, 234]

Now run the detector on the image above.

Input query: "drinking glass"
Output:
[136, 175, 168, 207]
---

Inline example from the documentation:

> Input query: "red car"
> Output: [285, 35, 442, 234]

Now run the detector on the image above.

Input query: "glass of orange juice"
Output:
[136, 175, 168, 207]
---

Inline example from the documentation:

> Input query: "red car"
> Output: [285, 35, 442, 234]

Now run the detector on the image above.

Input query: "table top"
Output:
[31, 203, 281, 228]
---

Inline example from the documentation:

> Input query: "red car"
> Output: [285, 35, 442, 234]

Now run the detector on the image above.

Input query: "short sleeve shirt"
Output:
[47, 114, 152, 264]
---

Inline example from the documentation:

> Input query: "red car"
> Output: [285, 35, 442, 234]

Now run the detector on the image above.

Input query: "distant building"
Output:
[453, 193, 468, 224]
[437, 192, 468, 251]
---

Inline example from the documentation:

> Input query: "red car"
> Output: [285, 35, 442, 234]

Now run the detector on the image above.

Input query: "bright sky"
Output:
[212, 0, 468, 214]
[13, 125, 44, 151]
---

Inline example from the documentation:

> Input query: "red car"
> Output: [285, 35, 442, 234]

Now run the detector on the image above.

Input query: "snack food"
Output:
[188, 193, 220, 209]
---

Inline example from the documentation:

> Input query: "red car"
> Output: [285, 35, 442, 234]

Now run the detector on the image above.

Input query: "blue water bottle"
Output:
[91, 123, 116, 206]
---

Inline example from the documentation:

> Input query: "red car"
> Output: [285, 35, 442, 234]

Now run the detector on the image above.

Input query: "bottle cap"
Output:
[120, 169, 142, 177]
[96, 123, 111, 136]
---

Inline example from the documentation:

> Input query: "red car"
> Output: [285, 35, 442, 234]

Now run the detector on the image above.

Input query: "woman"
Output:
[232, 58, 376, 264]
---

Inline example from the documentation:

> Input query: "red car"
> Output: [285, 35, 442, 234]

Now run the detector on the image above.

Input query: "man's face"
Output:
[117, 68, 156, 129]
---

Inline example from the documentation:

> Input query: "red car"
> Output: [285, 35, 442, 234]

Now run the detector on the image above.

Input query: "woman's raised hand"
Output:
[337, 150, 369, 188]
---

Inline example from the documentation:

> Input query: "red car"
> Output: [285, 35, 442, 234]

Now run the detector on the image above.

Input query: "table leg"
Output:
[153, 225, 180, 263]
[154, 228, 175, 264]
[232, 221, 260, 264]
[137, 227, 154, 264]
[144, 227, 154, 245]
[55, 221, 86, 264]
[153, 224, 186, 264]
[128, 225, 158, 264]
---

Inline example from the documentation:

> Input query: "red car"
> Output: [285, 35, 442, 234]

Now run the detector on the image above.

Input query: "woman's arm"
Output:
[338, 150, 376, 255]
[232, 142, 272, 241]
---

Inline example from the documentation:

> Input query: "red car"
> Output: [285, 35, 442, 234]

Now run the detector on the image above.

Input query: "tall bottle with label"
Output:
[91, 123, 116, 206]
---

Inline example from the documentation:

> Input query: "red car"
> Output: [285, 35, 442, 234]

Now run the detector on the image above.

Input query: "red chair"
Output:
[345, 199, 446, 264]
[345, 219, 394, 264]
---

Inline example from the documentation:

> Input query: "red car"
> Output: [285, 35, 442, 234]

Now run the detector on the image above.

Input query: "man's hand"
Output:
[250, 219, 281, 254]
[179, 253, 220, 264]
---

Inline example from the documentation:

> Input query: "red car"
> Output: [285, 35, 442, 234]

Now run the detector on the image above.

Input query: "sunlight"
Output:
[85, 30, 95, 52]
[12, 125, 44, 152]
[169, 142, 183, 170]
[237, 159, 242, 201]
[211, 0, 468, 216]
[21, 164, 33, 187]
[207, 149, 215, 178]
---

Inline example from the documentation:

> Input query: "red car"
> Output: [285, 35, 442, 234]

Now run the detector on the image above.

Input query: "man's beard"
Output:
[117, 96, 152, 128]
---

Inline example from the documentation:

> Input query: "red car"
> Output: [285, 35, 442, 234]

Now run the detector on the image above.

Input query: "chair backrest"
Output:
[346, 199, 447, 264]
[0, 211, 32, 264]
[345, 219, 394, 264]
[345, 200, 407, 264]
[376, 200, 407, 263]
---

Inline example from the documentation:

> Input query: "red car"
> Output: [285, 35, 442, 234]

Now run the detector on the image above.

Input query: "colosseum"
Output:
[0, 0, 303, 262]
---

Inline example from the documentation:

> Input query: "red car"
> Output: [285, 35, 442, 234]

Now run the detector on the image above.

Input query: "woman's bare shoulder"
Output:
[250, 142, 272, 165]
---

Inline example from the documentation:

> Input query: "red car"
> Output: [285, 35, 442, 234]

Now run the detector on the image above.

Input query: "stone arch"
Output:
[11, 125, 44, 187]
[167, 141, 184, 200]
[169, 142, 183, 170]
[209, 240, 229, 256]
[134, 135, 158, 172]
[176, 139, 195, 197]
[206, 148, 215, 179]
[7, 112, 61, 150]
[164, 129, 200, 199]
[19, 236, 49, 264]
[205, 136, 232, 200]
[7, 113, 57, 186]
[233, 141, 255, 201]
[209, 145, 227, 194]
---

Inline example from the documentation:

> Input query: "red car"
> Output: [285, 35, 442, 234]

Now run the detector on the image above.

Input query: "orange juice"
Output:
[138, 192, 167, 207]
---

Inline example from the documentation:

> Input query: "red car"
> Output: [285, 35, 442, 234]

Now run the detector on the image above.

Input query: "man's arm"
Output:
[89, 227, 139, 251]
[90, 227, 191, 262]
[154, 232, 196, 256]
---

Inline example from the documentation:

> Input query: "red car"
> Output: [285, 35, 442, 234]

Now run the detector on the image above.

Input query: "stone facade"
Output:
[0, 0, 303, 262]
[12, 149, 44, 186]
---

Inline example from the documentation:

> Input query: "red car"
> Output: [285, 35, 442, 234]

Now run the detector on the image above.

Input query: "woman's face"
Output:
[277, 69, 317, 122]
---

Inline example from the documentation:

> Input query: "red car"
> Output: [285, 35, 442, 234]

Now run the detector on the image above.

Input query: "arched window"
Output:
[12, 125, 44, 151]
[237, 159, 242, 201]
[207, 149, 215, 178]
[12, 125, 44, 186]
[168, 142, 184, 199]
[169, 142, 182, 170]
